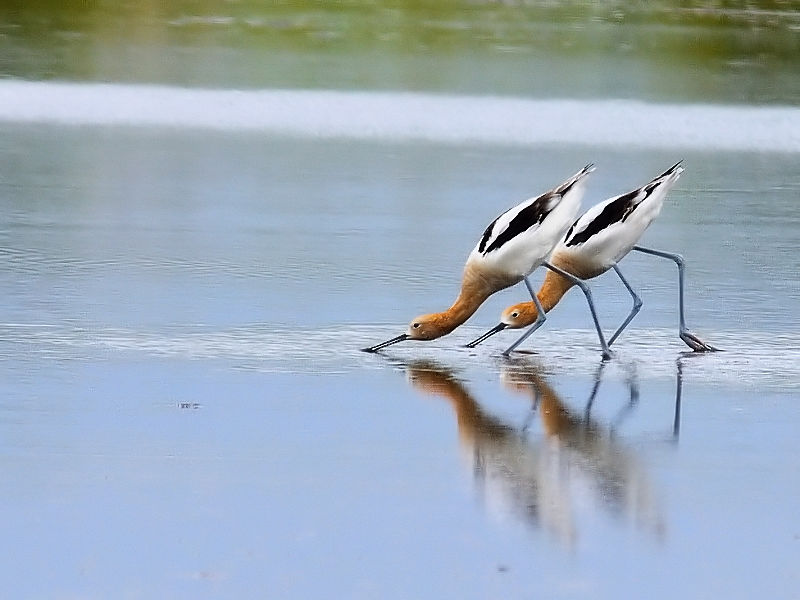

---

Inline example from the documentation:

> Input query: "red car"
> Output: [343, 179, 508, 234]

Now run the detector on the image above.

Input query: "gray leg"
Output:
[523, 275, 537, 301]
[543, 261, 613, 360]
[632, 245, 718, 352]
[607, 264, 643, 347]
[502, 276, 547, 356]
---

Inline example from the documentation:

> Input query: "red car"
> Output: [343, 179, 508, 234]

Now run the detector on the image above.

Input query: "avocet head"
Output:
[361, 313, 452, 352]
[406, 313, 452, 341]
[500, 302, 538, 329]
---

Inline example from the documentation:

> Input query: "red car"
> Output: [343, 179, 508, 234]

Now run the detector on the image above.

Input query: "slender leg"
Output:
[607, 264, 643, 347]
[502, 276, 547, 356]
[542, 261, 613, 360]
[632, 245, 718, 352]
[522, 275, 537, 301]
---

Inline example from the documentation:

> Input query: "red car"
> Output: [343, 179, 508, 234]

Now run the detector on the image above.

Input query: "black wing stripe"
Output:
[553, 179, 575, 198]
[565, 186, 654, 247]
[565, 163, 677, 248]
[563, 216, 580, 244]
[477, 217, 499, 254]
[483, 193, 557, 254]
[655, 160, 683, 179]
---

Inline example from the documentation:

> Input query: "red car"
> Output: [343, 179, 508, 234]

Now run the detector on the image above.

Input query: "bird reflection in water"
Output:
[403, 359, 684, 547]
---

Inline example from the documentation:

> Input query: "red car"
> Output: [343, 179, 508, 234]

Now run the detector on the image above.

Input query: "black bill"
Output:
[362, 333, 410, 353]
[465, 323, 507, 348]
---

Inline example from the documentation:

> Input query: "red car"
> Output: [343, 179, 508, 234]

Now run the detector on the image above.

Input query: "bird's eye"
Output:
[511, 312, 519, 318]
[413, 323, 420, 329]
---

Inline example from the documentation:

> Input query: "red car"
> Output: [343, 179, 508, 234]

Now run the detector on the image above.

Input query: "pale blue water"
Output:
[2, 119, 799, 599]
[2, 4, 800, 599]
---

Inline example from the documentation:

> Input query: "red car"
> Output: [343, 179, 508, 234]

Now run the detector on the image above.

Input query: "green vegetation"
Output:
[0, 1, 797, 103]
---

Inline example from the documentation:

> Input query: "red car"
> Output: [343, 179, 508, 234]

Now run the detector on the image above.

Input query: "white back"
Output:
[468, 164, 594, 278]
[556, 163, 684, 270]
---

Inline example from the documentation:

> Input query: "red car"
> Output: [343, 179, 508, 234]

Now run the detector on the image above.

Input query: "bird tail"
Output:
[653, 160, 684, 182]
[553, 163, 595, 198]
[640, 161, 684, 198]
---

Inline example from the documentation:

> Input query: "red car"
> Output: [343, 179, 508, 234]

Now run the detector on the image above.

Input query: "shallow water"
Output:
[2, 3, 800, 599]
[2, 123, 799, 598]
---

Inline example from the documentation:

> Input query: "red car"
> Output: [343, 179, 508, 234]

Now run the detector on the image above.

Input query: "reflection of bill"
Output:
[405, 359, 676, 548]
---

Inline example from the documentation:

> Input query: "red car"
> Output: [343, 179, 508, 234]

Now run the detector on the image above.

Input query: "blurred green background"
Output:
[1, 0, 798, 102]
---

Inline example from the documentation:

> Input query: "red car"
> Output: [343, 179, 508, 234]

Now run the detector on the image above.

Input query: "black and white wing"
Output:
[478, 163, 595, 256]
[563, 161, 683, 249]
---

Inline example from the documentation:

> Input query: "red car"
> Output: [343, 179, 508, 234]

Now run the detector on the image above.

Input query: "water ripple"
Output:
[1, 323, 798, 390]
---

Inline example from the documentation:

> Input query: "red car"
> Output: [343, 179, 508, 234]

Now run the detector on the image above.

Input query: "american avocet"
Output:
[466, 161, 717, 355]
[363, 164, 612, 356]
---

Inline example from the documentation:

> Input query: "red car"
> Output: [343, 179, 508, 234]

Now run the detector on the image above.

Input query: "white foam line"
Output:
[6, 323, 799, 390]
[1, 80, 799, 151]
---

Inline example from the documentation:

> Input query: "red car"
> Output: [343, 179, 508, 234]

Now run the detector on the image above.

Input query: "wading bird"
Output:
[363, 164, 612, 357]
[466, 161, 717, 355]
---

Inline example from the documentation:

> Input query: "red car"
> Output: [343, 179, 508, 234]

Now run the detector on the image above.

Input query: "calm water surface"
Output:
[2, 124, 799, 599]
[1, 3, 800, 599]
